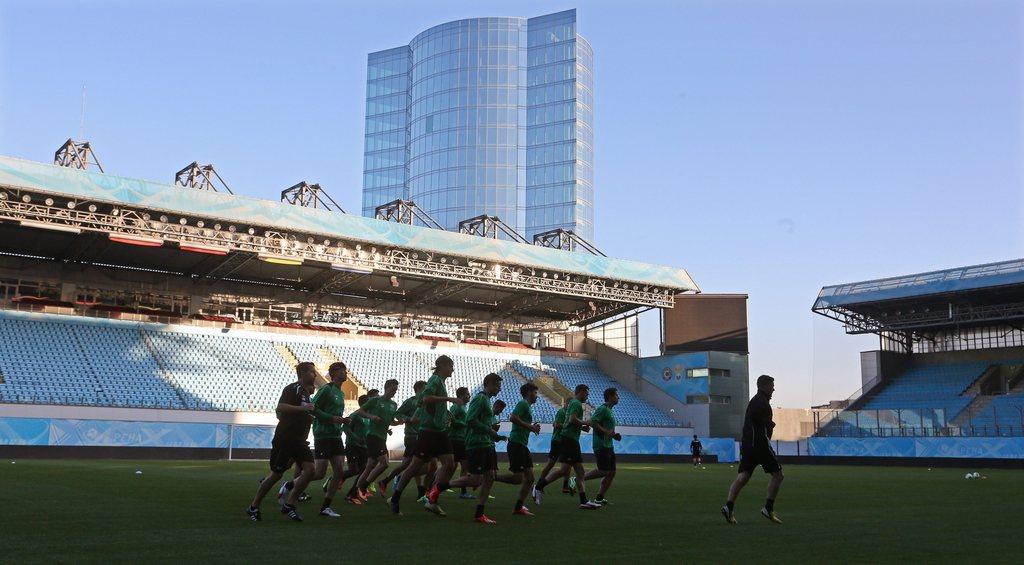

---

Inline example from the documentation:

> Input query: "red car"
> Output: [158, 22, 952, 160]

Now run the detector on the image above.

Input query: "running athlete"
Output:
[306, 362, 349, 517]
[378, 381, 427, 496]
[337, 394, 371, 504]
[390, 355, 464, 517]
[246, 362, 318, 522]
[722, 375, 784, 524]
[583, 387, 621, 506]
[449, 386, 474, 499]
[532, 384, 601, 509]
[503, 382, 542, 516]
[354, 379, 401, 497]
[534, 396, 572, 502]
[449, 373, 507, 524]
[691, 435, 703, 467]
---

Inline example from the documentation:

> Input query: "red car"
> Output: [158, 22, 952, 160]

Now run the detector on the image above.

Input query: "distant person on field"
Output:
[691, 435, 703, 467]
[721, 374, 783, 524]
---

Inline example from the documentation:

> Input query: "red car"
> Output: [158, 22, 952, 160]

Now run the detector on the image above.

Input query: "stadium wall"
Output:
[0, 412, 735, 460]
[583, 339, 691, 428]
[808, 437, 1024, 459]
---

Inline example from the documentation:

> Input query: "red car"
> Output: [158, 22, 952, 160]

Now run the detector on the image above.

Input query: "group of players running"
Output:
[246, 355, 785, 525]
[246, 354, 622, 524]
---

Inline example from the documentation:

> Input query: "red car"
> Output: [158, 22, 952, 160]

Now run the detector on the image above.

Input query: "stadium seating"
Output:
[0, 310, 677, 426]
[966, 393, 1024, 435]
[544, 358, 676, 426]
[818, 361, 1024, 437]
[859, 362, 990, 419]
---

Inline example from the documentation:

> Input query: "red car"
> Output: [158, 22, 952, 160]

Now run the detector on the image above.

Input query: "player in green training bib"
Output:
[501, 382, 542, 516]
[449, 372, 507, 524]
[338, 393, 372, 505]
[389, 355, 465, 517]
[308, 362, 350, 518]
[583, 387, 621, 506]
[354, 379, 401, 499]
[378, 380, 427, 498]
[447, 386, 472, 499]
[532, 384, 602, 510]
[535, 396, 572, 499]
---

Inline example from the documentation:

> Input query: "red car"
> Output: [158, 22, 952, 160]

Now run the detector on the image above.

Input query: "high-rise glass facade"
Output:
[361, 9, 594, 242]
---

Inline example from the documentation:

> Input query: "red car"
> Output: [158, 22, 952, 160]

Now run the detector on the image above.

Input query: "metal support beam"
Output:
[458, 215, 530, 244]
[533, 228, 605, 256]
[375, 199, 445, 230]
[54, 139, 103, 172]
[0, 188, 678, 308]
[174, 162, 234, 194]
[281, 182, 345, 213]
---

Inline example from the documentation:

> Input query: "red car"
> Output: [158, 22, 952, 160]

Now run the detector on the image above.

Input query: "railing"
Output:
[814, 405, 1024, 438]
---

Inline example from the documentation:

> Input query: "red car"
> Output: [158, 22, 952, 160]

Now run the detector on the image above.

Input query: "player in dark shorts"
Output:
[497, 382, 542, 516]
[448, 372, 507, 524]
[337, 393, 371, 505]
[583, 387, 621, 506]
[389, 355, 465, 517]
[354, 379, 401, 500]
[448, 386, 474, 499]
[534, 396, 572, 500]
[246, 362, 318, 522]
[532, 384, 601, 509]
[377, 381, 427, 497]
[722, 374, 784, 524]
[691, 435, 703, 467]
[305, 362, 349, 518]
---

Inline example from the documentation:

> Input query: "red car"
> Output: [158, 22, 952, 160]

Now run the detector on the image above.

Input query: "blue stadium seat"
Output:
[0, 311, 678, 426]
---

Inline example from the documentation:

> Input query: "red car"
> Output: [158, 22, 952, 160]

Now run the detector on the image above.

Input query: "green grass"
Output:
[2, 459, 1020, 563]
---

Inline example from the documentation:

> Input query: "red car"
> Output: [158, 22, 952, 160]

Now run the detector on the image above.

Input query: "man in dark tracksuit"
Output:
[721, 374, 784, 524]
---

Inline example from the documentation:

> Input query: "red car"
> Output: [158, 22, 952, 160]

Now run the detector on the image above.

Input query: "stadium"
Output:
[2, 4, 1022, 561]
[1, 141, 1021, 562]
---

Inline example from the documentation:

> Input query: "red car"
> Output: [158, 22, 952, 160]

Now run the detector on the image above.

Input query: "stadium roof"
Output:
[813, 259, 1024, 335]
[0, 156, 697, 292]
[0, 154, 698, 326]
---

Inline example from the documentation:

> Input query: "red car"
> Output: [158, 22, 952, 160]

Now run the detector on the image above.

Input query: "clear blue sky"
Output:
[1, 0, 1021, 408]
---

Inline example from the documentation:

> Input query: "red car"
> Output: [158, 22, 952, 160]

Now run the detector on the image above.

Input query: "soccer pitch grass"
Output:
[3, 459, 1020, 563]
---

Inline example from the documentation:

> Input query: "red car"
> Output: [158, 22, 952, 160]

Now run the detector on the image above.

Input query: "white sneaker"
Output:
[532, 485, 543, 506]
[580, 500, 602, 510]
[568, 476, 577, 491]
[319, 507, 341, 518]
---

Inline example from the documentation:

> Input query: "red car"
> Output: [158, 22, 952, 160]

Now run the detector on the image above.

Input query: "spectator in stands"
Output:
[691, 435, 703, 467]
[583, 387, 620, 506]
[722, 375, 783, 525]
[246, 362, 318, 522]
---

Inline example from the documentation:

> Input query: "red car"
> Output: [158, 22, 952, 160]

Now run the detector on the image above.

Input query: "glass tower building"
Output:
[362, 9, 594, 242]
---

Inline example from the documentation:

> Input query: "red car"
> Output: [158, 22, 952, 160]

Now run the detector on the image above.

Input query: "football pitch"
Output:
[3, 459, 1020, 563]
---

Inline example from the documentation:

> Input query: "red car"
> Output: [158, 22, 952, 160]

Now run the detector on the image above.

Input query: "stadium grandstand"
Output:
[0, 141, 720, 458]
[812, 259, 1024, 441]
